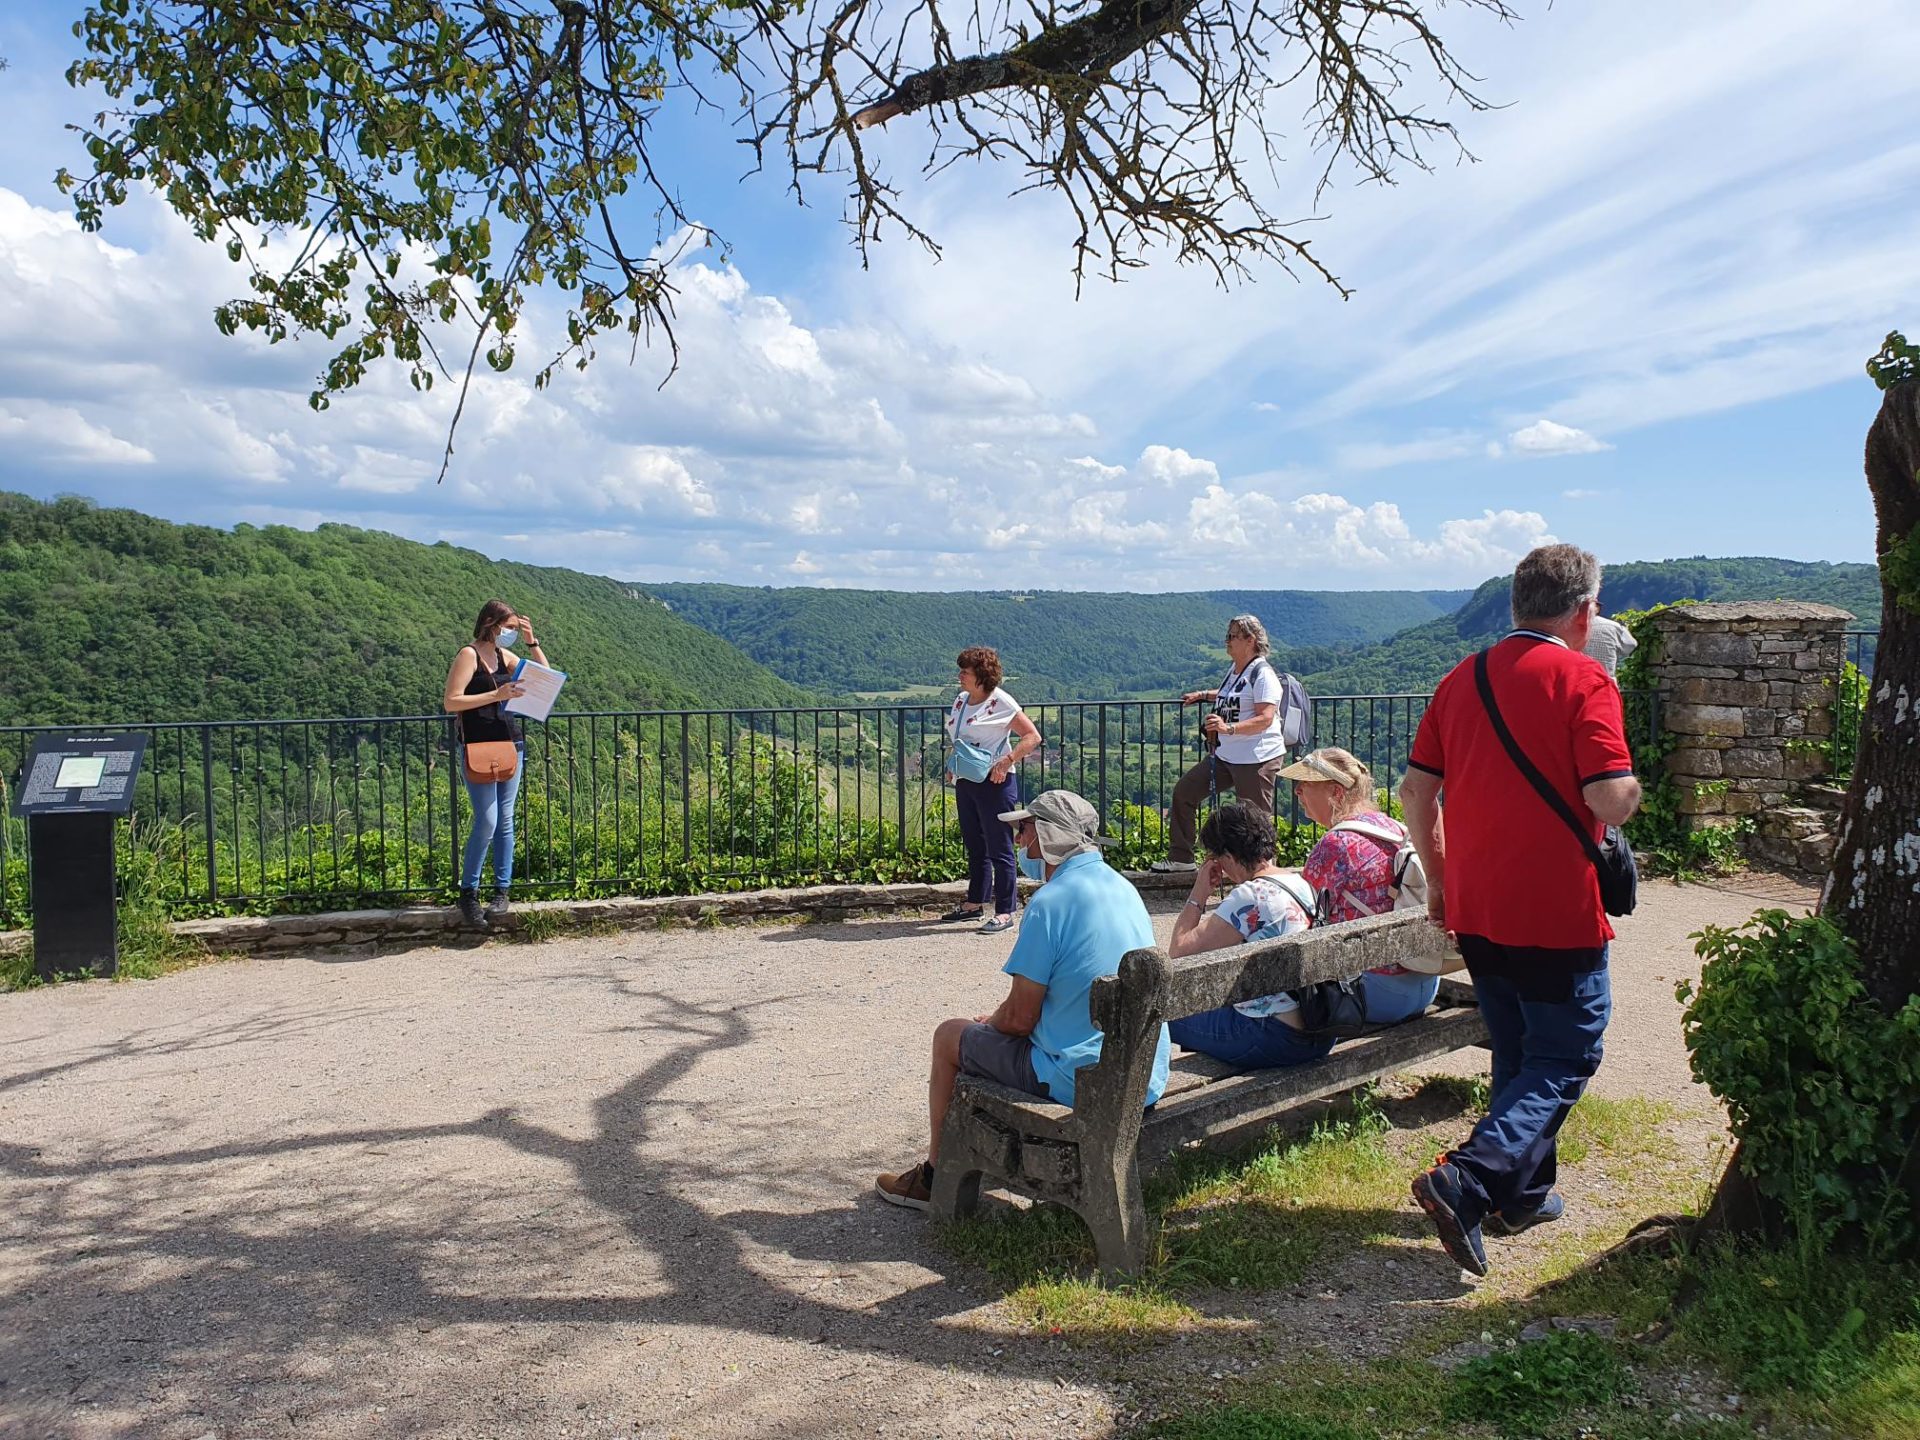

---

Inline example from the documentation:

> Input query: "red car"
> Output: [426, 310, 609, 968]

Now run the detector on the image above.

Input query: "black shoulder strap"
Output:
[1471, 649, 1606, 870]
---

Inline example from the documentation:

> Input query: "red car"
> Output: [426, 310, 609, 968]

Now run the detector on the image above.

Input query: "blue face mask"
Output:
[496, 628, 519, 649]
[1018, 850, 1046, 882]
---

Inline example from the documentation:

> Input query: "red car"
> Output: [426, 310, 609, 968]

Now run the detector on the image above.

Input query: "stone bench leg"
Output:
[1083, 1148, 1150, 1280]
[930, 1104, 993, 1223]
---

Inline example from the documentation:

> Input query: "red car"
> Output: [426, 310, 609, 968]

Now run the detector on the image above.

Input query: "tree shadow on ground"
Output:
[0, 984, 1111, 1437]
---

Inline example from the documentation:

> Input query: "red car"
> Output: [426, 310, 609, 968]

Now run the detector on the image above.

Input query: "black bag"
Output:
[1472, 650, 1638, 917]
[1286, 977, 1371, 1038]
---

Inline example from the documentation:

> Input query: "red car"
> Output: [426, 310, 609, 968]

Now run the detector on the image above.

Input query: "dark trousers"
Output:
[1450, 950, 1611, 1224]
[1167, 753, 1287, 863]
[955, 774, 1021, 914]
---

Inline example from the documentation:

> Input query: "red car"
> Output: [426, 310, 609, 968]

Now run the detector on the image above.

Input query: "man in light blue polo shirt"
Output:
[877, 790, 1171, 1210]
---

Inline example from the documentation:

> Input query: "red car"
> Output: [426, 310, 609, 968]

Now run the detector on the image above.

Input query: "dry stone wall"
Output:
[1648, 601, 1854, 871]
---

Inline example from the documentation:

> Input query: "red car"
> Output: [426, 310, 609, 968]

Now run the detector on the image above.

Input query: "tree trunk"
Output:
[1822, 378, 1920, 1012]
[1698, 379, 1920, 1242]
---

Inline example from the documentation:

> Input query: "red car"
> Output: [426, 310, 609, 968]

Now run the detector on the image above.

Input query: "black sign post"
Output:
[12, 733, 148, 980]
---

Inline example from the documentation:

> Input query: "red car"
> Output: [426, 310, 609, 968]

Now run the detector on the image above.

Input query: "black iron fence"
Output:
[1833, 630, 1878, 776]
[0, 689, 1676, 925]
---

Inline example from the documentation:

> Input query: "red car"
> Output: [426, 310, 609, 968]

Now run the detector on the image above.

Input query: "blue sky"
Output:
[0, 1, 1912, 591]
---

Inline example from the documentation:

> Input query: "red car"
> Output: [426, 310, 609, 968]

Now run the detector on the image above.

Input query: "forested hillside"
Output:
[644, 584, 1470, 699]
[0, 495, 813, 725]
[1299, 557, 1882, 695]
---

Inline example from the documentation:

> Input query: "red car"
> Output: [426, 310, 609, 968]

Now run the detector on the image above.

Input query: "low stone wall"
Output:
[1647, 600, 1853, 871]
[0, 869, 1196, 961]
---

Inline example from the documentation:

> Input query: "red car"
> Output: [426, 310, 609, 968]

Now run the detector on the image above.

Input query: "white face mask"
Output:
[495, 628, 519, 649]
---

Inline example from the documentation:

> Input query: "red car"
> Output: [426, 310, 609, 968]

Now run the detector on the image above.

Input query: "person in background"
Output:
[940, 646, 1043, 935]
[1153, 615, 1289, 873]
[1400, 543, 1640, 1277]
[442, 600, 550, 930]
[1583, 612, 1637, 680]
[1165, 803, 1328, 1070]
[877, 790, 1169, 1210]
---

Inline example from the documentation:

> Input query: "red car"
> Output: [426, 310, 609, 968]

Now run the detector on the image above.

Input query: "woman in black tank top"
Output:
[443, 599, 551, 928]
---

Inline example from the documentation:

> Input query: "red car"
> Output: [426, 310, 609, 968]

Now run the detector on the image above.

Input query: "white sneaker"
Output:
[1150, 859, 1199, 873]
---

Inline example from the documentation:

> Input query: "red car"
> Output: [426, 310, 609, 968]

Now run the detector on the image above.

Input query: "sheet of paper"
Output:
[503, 657, 567, 722]
[55, 756, 107, 788]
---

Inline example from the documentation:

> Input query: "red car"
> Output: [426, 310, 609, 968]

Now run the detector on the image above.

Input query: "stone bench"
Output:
[929, 910, 1488, 1277]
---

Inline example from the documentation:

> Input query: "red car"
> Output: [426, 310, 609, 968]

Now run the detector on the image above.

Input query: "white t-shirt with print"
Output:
[1212, 873, 1312, 1017]
[1212, 660, 1287, 764]
[947, 688, 1023, 754]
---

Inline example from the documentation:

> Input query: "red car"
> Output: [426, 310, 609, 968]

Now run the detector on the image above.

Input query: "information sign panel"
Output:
[12, 732, 148, 817]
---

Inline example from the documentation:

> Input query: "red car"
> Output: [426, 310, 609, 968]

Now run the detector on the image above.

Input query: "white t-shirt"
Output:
[947, 688, 1023, 753]
[1213, 873, 1313, 1018]
[1212, 660, 1287, 764]
[1583, 616, 1637, 677]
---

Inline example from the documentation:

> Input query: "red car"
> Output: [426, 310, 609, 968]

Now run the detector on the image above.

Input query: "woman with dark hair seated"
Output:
[1166, 802, 1332, 1070]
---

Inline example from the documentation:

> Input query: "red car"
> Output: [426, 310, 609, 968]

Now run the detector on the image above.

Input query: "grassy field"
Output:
[935, 1076, 1919, 1439]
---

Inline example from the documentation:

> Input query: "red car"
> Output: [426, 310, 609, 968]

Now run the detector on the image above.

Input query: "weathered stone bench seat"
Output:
[931, 911, 1488, 1277]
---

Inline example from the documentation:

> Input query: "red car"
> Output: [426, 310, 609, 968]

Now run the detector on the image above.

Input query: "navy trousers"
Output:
[954, 774, 1021, 914]
[1451, 950, 1611, 1225]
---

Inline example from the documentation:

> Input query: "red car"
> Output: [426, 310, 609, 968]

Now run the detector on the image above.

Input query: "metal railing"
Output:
[1833, 629, 1879, 775]
[1, 694, 1510, 923]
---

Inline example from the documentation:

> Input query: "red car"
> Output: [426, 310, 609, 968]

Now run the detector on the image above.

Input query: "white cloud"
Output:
[1505, 419, 1612, 459]
[1182, 485, 1553, 572]
[1136, 444, 1219, 488]
[0, 400, 154, 465]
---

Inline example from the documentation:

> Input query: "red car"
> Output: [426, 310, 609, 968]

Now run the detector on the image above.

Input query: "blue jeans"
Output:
[461, 743, 524, 892]
[954, 773, 1020, 915]
[1171, 969, 1439, 1071]
[1169, 1006, 1335, 1069]
[1450, 953, 1611, 1225]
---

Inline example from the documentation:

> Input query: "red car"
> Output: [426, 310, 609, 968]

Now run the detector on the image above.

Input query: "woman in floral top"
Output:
[1166, 803, 1334, 1070]
[1278, 747, 1439, 1024]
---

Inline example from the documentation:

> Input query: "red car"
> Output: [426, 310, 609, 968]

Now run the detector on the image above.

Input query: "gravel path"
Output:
[0, 875, 1815, 1440]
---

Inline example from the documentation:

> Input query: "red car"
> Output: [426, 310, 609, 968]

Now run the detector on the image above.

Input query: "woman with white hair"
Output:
[1153, 614, 1291, 873]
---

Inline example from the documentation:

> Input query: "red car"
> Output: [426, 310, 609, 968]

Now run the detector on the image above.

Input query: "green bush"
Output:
[1681, 910, 1920, 1252]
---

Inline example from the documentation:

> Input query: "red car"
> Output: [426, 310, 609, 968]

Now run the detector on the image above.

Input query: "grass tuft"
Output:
[1002, 1277, 1200, 1336]
[1447, 1329, 1631, 1436]
[1555, 1093, 1677, 1169]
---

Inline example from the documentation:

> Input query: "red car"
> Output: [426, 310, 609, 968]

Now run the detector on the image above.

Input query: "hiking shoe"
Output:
[1412, 1160, 1488, 1277]
[876, 1160, 934, 1211]
[486, 891, 511, 919]
[978, 913, 1016, 935]
[1484, 1191, 1566, 1236]
[1150, 859, 1199, 873]
[937, 906, 986, 924]
[457, 889, 489, 930]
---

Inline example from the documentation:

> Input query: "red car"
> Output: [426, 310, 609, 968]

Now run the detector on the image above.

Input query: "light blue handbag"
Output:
[946, 738, 1000, 784]
[946, 694, 1005, 783]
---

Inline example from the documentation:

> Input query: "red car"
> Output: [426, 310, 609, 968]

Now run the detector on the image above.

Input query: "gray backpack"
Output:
[1244, 658, 1312, 750]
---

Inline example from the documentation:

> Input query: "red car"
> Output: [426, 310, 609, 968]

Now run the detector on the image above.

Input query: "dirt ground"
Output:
[0, 874, 1816, 1440]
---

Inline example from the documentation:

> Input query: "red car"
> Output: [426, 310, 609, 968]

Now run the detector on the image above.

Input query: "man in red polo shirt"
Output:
[1399, 544, 1641, 1276]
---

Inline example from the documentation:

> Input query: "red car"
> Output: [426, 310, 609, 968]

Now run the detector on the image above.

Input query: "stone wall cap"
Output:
[1650, 601, 1855, 625]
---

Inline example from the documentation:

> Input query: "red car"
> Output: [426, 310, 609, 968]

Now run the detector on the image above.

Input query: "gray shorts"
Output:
[959, 1023, 1050, 1099]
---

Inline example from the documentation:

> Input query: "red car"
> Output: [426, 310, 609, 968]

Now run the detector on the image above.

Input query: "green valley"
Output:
[641, 583, 1471, 700]
[0, 494, 814, 726]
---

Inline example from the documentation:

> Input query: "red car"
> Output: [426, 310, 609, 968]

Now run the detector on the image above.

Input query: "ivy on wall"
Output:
[1615, 603, 1750, 876]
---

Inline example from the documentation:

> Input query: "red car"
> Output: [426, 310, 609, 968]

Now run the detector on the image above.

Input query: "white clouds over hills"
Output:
[3, 0, 1913, 584]
[0, 187, 1552, 588]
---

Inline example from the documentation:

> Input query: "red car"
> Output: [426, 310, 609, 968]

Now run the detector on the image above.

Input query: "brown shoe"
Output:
[876, 1160, 934, 1211]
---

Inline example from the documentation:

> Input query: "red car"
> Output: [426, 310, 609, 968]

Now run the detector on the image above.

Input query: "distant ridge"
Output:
[0, 494, 814, 725]
[641, 584, 1472, 700]
[1295, 557, 1882, 695]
